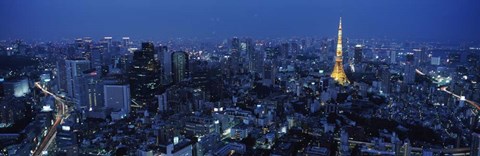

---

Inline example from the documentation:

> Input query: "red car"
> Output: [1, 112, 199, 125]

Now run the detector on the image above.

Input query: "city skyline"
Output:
[1, 1, 479, 156]
[1, 0, 479, 42]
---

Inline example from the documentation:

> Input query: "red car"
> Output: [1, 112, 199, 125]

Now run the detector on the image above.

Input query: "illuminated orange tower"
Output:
[330, 17, 349, 85]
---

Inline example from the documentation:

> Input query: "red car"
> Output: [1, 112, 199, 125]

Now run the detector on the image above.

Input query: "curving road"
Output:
[32, 82, 68, 156]
[440, 86, 480, 110]
[416, 69, 480, 110]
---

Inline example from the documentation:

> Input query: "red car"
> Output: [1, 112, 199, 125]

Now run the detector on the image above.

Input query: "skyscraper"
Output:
[172, 51, 189, 83]
[354, 44, 363, 64]
[245, 38, 256, 73]
[390, 51, 397, 64]
[78, 69, 103, 111]
[229, 37, 242, 74]
[404, 54, 416, 84]
[156, 46, 170, 84]
[157, 93, 167, 112]
[103, 36, 113, 53]
[330, 17, 349, 86]
[122, 37, 130, 48]
[129, 42, 160, 111]
[56, 60, 68, 93]
[65, 59, 91, 108]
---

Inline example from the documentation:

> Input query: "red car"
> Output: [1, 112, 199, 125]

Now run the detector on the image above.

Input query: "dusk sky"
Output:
[1, 0, 479, 42]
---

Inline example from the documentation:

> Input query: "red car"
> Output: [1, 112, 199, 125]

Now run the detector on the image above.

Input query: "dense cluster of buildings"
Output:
[0, 19, 479, 155]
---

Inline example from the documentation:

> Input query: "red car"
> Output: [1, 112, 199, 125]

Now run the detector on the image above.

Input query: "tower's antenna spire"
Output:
[339, 17, 342, 30]
[331, 16, 349, 86]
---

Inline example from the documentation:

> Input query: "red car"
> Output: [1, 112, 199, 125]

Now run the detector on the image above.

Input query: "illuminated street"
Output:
[32, 82, 68, 156]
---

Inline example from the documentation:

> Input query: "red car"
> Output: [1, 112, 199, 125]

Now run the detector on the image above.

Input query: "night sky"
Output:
[1, 0, 479, 42]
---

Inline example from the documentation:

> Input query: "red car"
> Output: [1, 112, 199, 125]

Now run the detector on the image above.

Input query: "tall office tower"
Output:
[263, 61, 276, 85]
[122, 37, 130, 48]
[155, 45, 168, 84]
[380, 66, 391, 94]
[390, 51, 397, 64]
[245, 38, 256, 73]
[65, 59, 91, 107]
[414, 48, 428, 66]
[79, 37, 93, 59]
[159, 46, 172, 85]
[472, 132, 480, 156]
[172, 51, 189, 83]
[78, 69, 104, 111]
[404, 54, 416, 84]
[157, 93, 167, 112]
[354, 44, 363, 64]
[129, 42, 160, 111]
[229, 37, 241, 74]
[90, 47, 104, 72]
[56, 60, 68, 92]
[104, 84, 131, 120]
[330, 17, 350, 85]
[104, 36, 113, 53]
[254, 49, 265, 74]
[231, 37, 241, 58]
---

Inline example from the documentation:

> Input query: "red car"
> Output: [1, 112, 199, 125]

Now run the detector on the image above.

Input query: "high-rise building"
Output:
[103, 37, 113, 53]
[156, 46, 169, 84]
[404, 54, 416, 84]
[129, 42, 160, 111]
[104, 84, 131, 120]
[390, 51, 397, 64]
[414, 48, 428, 66]
[354, 44, 363, 64]
[65, 59, 91, 107]
[56, 60, 68, 93]
[263, 61, 276, 85]
[157, 93, 167, 112]
[330, 17, 349, 85]
[172, 51, 189, 83]
[380, 66, 391, 94]
[246, 38, 256, 73]
[90, 48, 104, 73]
[122, 37, 130, 48]
[78, 69, 104, 111]
[228, 37, 244, 74]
